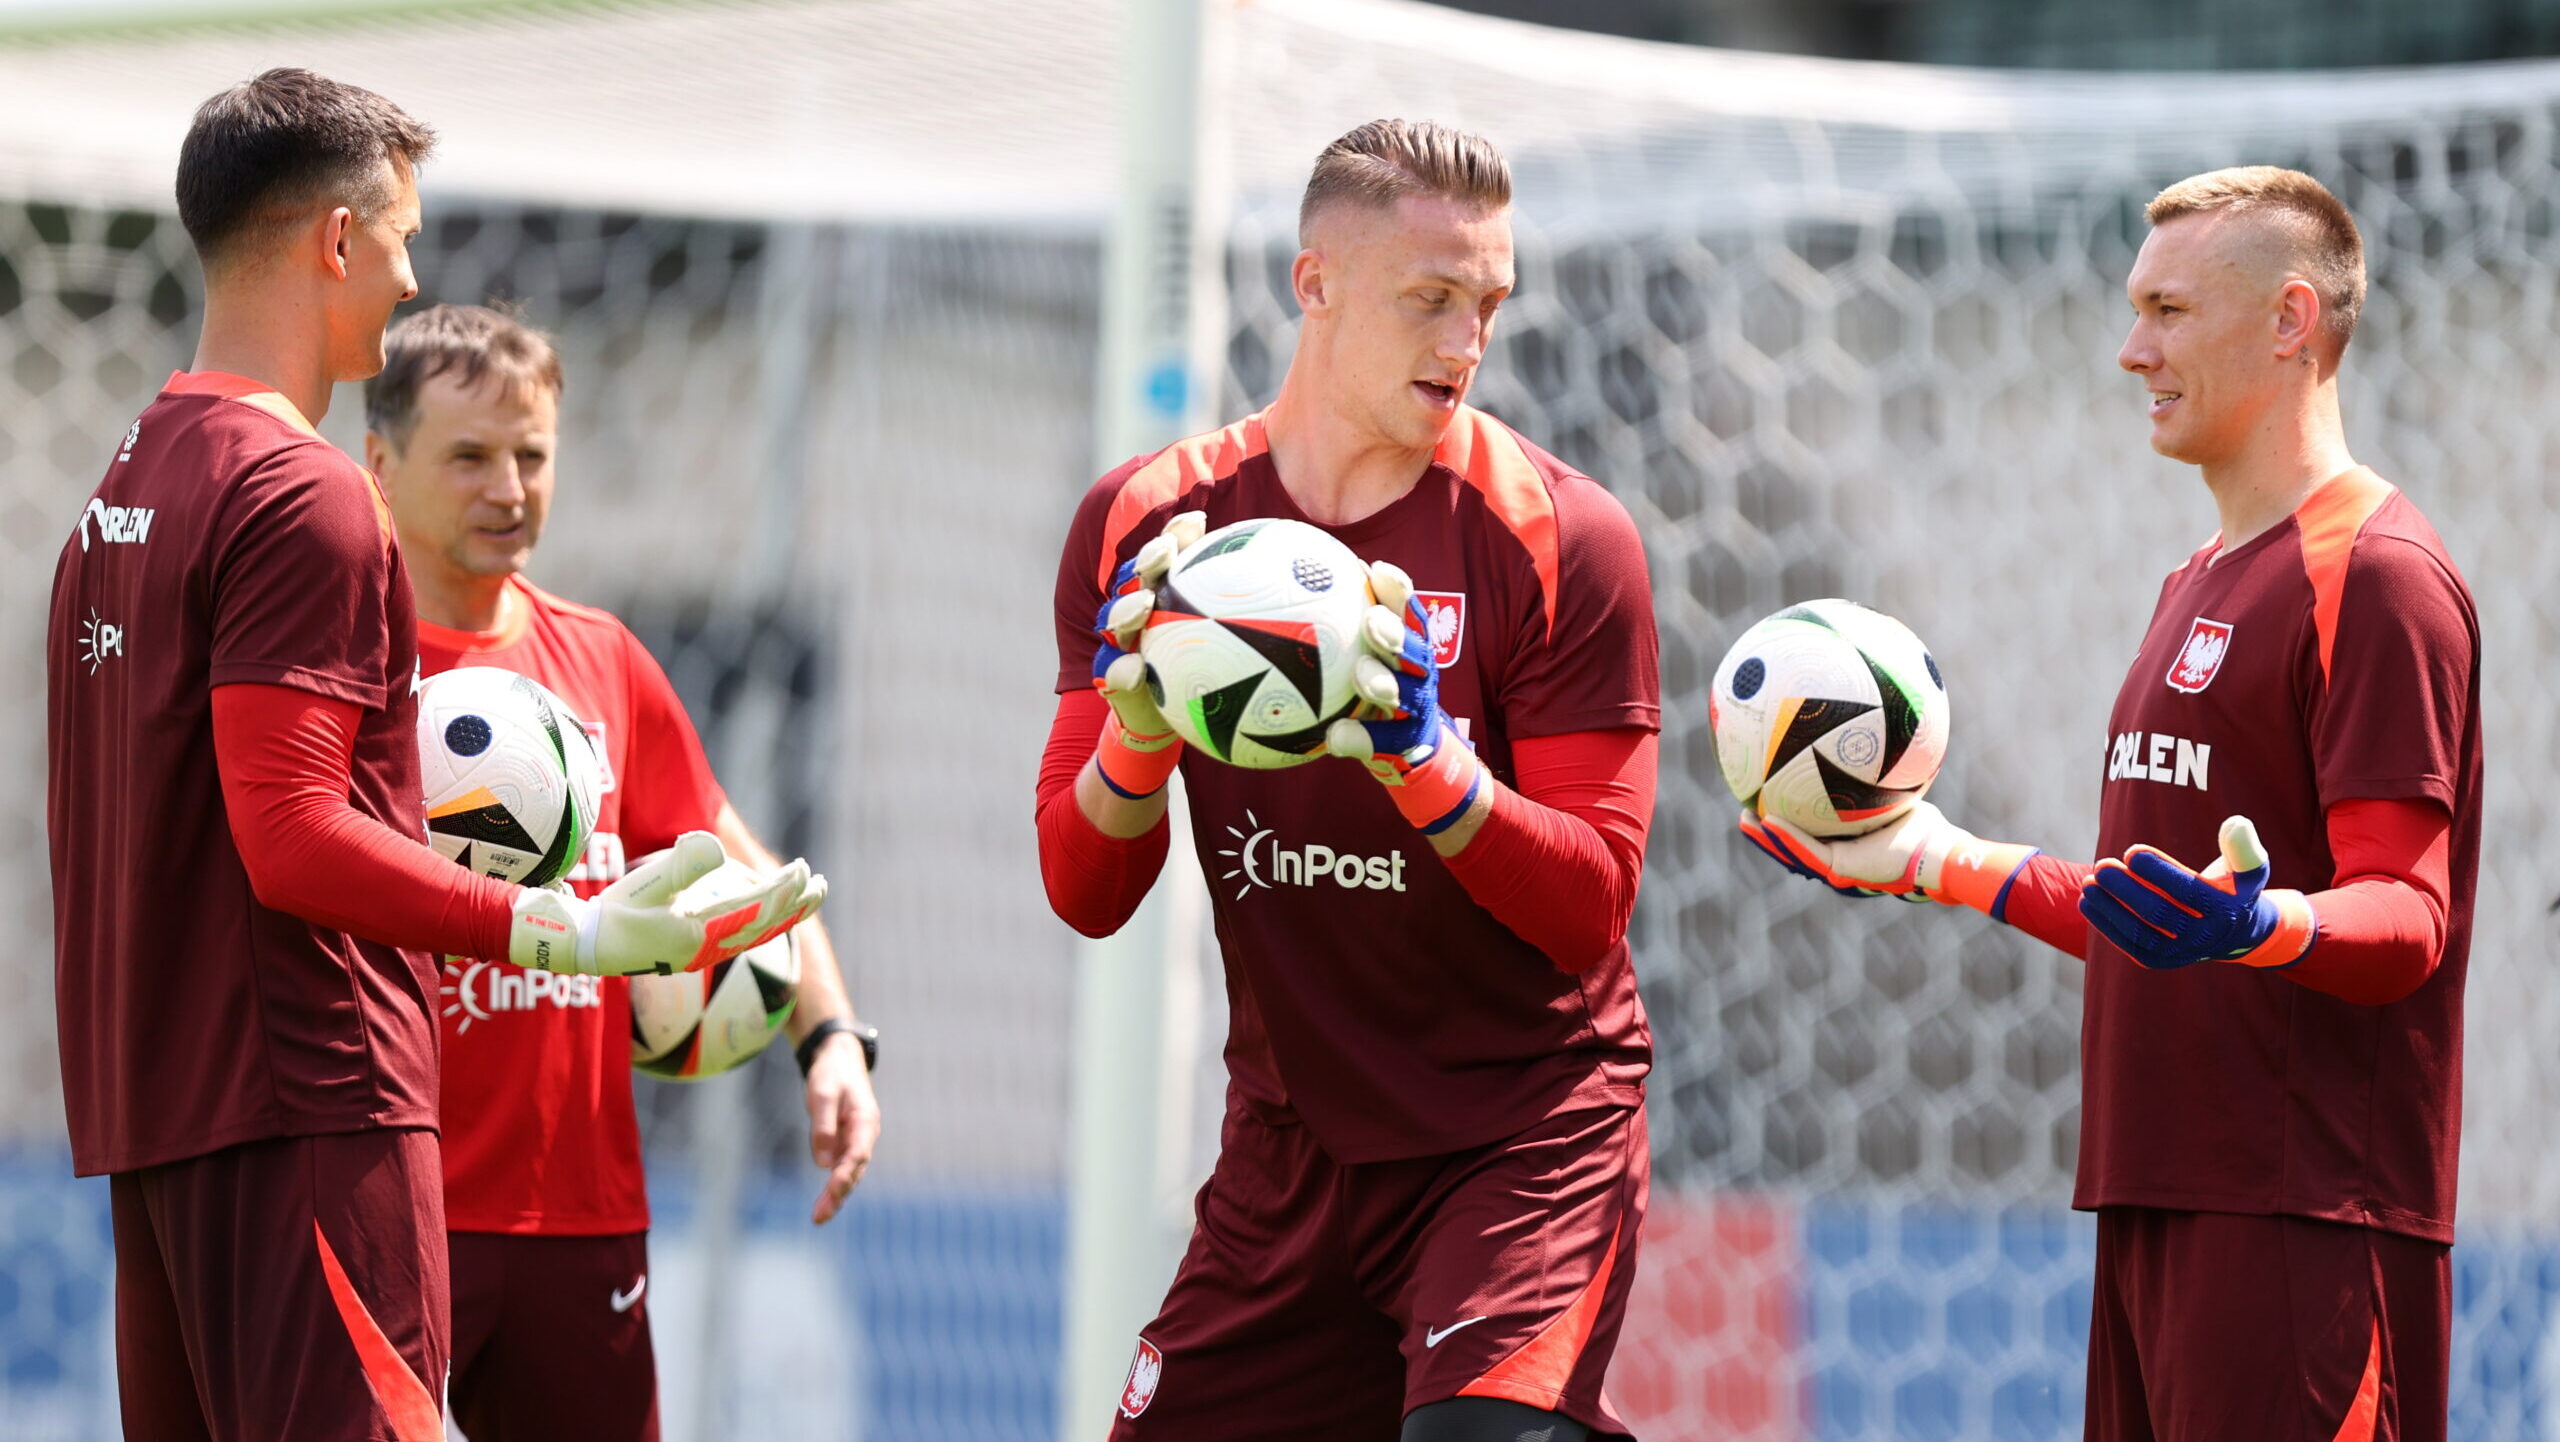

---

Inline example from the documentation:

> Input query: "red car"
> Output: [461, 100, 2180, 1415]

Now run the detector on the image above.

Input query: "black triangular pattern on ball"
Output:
[749, 953, 796, 1015]
[1193, 671, 1267, 759]
[1222, 623, 1325, 708]
[528, 788, 582, 888]
[1766, 698, 1877, 778]
[430, 804, 541, 856]
[1813, 750, 1918, 818]
[1245, 694, 1361, 757]
[1860, 649, 1921, 779]
[1151, 577, 1209, 622]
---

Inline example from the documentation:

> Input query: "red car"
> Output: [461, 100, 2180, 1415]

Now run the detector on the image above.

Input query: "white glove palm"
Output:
[509, 831, 825, 977]
[1093, 510, 1208, 737]
[1739, 800, 2038, 915]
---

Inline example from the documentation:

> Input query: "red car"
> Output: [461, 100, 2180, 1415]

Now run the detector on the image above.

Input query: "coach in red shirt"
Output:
[46, 72, 822, 1442]
[1745, 168, 2480, 1442]
[364, 303, 880, 1440]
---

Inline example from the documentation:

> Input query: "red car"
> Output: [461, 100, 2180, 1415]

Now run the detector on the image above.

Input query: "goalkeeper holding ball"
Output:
[46, 73, 820, 1442]
[1743, 168, 2479, 1442]
[1039, 121, 1658, 1442]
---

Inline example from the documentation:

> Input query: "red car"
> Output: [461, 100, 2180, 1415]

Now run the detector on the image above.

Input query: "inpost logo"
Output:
[441, 959, 604, 1033]
[1215, 808, 1408, 902]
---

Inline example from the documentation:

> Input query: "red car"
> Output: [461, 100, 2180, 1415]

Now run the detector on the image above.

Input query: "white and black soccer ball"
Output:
[417, 666, 603, 888]
[629, 861, 801, 1080]
[1137, 517, 1373, 770]
[1711, 599, 1950, 838]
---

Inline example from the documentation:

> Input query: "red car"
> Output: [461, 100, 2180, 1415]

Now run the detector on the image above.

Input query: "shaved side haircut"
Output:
[177, 67, 437, 273]
[2148, 166, 2366, 351]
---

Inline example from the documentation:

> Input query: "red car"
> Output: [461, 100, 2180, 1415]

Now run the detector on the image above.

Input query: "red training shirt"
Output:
[48, 371, 434, 1176]
[418, 575, 728, 1234]
[1049, 407, 1659, 1162]
[2077, 468, 2481, 1243]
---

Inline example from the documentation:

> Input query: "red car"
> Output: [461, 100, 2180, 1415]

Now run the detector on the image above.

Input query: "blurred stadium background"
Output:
[6, 0, 2560, 1438]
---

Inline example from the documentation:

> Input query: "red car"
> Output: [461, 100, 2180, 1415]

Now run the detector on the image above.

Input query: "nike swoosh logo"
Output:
[611, 1276, 646, 1313]
[1425, 1316, 1488, 1348]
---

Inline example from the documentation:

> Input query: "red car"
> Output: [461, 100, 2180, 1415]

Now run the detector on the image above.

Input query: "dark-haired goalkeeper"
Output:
[1038, 121, 1658, 1442]
[46, 72, 819, 1442]
[1741, 168, 2478, 1442]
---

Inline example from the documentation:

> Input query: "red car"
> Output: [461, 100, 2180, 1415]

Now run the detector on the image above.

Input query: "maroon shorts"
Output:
[111, 1127, 448, 1442]
[1109, 1102, 1648, 1441]
[2086, 1207, 2449, 1442]
[449, 1230, 658, 1441]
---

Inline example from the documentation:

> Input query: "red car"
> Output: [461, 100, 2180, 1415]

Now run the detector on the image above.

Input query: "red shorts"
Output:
[1110, 1102, 1647, 1441]
[449, 1230, 658, 1442]
[111, 1127, 448, 1442]
[2086, 1207, 2449, 1442]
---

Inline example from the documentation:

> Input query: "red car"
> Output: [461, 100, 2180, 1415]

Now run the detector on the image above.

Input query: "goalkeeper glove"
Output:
[509, 831, 825, 977]
[1739, 800, 2039, 915]
[1324, 561, 1486, 835]
[2079, 814, 2315, 970]
[1090, 510, 1208, 800]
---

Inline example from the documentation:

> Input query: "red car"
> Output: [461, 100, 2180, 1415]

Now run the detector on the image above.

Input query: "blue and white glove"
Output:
[1324, 560, 1486, 835]
[1089, 510, 1206, 799]
[2079, 815, 2316, 970]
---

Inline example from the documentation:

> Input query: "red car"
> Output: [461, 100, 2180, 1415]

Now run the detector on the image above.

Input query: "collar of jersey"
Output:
[416, 576, 534, 654]
[163, 370, 320, 438]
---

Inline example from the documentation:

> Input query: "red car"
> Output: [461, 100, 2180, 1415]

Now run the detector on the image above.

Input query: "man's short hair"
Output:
[1299, 119, 1512, 243]
[2147, 166, 2366, 350]
[365, 303, 564, 449]
[176, 67, 437, 271]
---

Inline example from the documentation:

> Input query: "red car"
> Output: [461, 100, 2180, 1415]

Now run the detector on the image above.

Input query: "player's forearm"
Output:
[1039, 781, 1171, 937]
[2277, 797, 2453, 1006]
[1438, 730, 1653, 974]
[1987, 853, 2099, 959]
[212, 684, 516, 959]
[2281, 877, 2445, 1005]
[1074, 758, 1171, 839]
[1438, 783, 1640, 973]
[1037, 691, 1170, 936]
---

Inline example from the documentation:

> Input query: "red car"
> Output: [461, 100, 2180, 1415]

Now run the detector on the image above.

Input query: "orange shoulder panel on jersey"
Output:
[1093, 413, 1269, 595]
[2295, 466, 2398, 683]
[164, 369, 324, 439]
[1435, 406, 1561, 634]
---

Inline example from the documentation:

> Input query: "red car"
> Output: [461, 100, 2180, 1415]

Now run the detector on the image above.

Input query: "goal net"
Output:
[2, 2, 2557, 1438]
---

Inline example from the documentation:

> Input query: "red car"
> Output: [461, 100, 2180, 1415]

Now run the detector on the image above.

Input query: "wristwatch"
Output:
[795, 1017, 878, 1077]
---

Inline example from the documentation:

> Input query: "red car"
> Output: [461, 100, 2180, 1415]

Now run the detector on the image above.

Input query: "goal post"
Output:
[1060, 0, 1235, 1436]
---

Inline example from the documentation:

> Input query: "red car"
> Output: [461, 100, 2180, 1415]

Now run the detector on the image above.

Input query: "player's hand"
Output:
[1740, 800, 2040, 915]
[803, 1029, 879, 1226]
[1089, 510, 1206, 798]
[2079, 815, 2315, 970]
[507, 832, 827, 977]
[1325, 561, 1487, 835]
[1739, 802, 1943, 900]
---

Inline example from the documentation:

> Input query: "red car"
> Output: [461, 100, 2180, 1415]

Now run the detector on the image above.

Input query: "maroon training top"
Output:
[48, 371, 435, 1177]
[2077, 468, 2481, 1243]
[1052, 407, 1659, 1163]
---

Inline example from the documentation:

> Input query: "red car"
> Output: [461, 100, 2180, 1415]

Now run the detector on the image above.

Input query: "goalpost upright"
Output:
[1061, 0, 1234, 1435]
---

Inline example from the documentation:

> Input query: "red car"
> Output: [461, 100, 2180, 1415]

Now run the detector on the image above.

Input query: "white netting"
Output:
[5, 2, 2560, 1439]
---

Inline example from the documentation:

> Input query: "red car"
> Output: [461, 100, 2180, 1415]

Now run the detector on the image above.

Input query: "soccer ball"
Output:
[1137, 517, 1374, 769]
[629, 861, 801, 1080]
[418, 666, 603, 887]
[1710, 599, 1950, 838]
